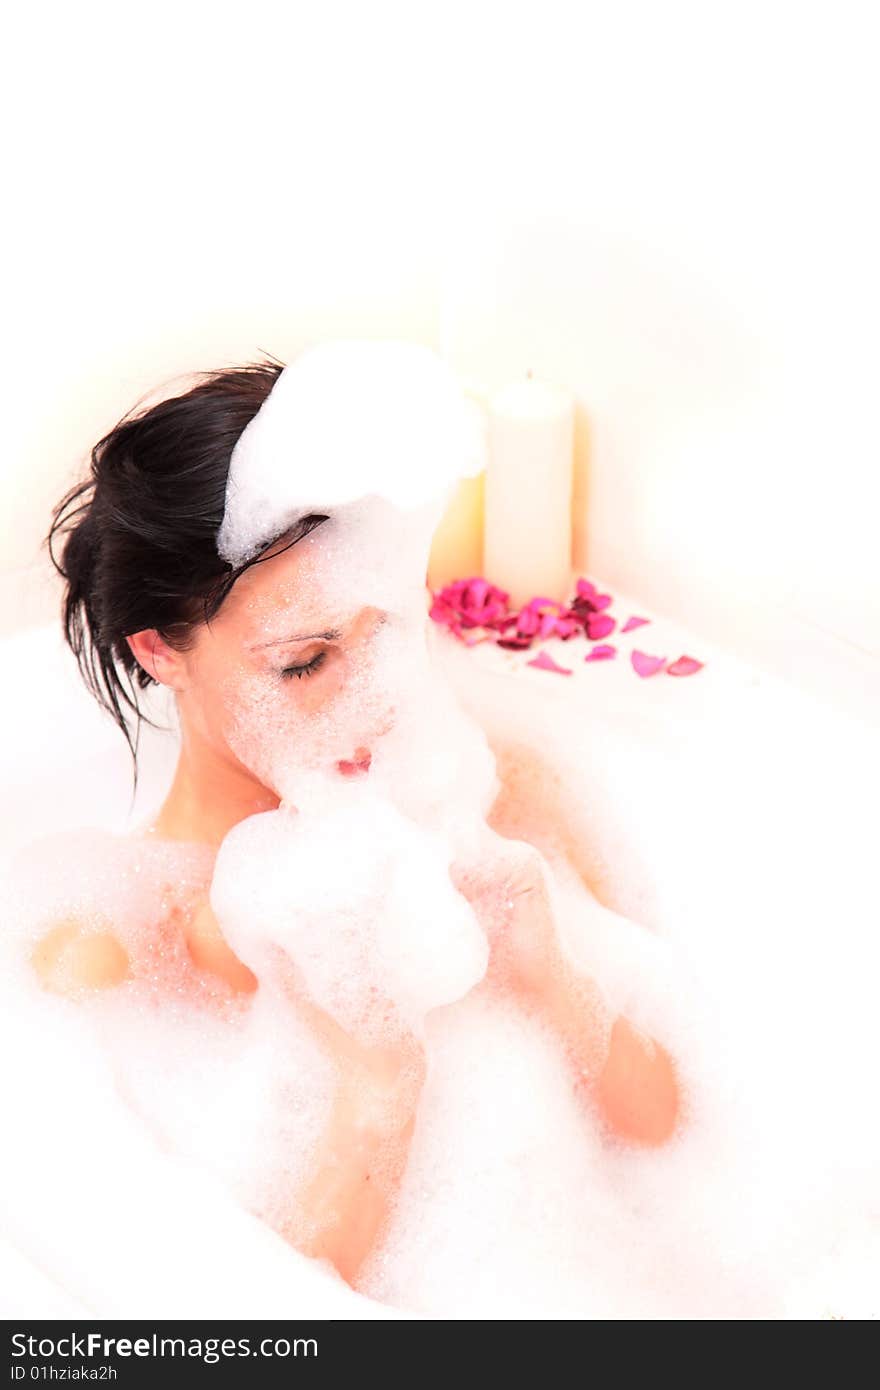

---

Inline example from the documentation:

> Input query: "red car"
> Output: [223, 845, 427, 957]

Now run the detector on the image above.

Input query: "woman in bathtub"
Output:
[33, 355, 681, 1288]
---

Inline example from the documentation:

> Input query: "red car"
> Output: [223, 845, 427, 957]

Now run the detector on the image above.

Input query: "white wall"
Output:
[2, 1, 877, 721]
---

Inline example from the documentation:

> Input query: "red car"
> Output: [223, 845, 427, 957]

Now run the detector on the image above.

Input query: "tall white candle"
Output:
[483, 372, 575, 608]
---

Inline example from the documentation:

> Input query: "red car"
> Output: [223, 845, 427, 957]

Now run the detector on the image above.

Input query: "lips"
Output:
[336, 746, 372, 777]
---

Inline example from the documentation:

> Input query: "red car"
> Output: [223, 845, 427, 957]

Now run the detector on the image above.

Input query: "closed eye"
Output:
[280, 650, 328, 680]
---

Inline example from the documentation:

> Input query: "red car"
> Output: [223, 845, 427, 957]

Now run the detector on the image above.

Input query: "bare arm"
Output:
[190, 901, 427, 1286]
[32, 898, 426, 1286]
[451, 835, 681, 1146]
[290, 1029, 425, 1284]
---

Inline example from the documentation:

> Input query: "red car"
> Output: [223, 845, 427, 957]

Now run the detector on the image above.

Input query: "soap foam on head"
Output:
[216, 338, 488, 568]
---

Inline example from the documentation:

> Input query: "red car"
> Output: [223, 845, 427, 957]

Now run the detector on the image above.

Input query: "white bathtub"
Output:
[1, 597, 878, 1320]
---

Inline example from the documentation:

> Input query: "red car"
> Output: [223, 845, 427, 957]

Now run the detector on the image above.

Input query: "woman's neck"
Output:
[146, 726, 280, 849]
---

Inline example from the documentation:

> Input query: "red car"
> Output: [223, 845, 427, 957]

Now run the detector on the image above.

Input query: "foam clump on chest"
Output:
[209, 782, 490, 1047]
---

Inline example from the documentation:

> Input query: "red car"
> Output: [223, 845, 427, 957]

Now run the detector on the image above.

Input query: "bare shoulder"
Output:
[9, 826, 217, 996]
[30, 914, 131, 994]
[5, 827, 140, 998]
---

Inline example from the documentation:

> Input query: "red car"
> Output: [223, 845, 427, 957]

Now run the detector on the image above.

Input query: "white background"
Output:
[2, 0, 877, 720]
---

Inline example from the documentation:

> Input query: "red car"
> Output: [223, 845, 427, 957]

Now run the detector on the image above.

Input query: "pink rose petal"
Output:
[621, 615, 650, 633]
[631, 649, 667, 677]
[575, 578, 613, 611]
[585, 644, 617, 661]
[666, 655, 704, 676]
[526, 650, 573, 675]
[429, 597, 456, 625]
[516, 607, 541, 637]
[526, 596, 565, 612]
[586, 612, 616, 641]
[430, 577, 512, 634]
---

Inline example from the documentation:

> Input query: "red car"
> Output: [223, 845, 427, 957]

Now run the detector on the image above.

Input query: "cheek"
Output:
[283, 649, 350, 717]
[175, 650, 234, 747]
[212, 649, 395, 798]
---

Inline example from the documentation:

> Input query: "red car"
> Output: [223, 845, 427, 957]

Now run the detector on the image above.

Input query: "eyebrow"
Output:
[249, 627, 342, 650]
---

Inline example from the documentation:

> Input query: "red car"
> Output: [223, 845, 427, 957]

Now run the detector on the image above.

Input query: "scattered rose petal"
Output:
[586, 612, 616, 641]
[429, 596, 457, 625]
[666, 655, 704, 676]
[431, 573, 704, 689]
[516, 607, 541, 637]
[431, 571, 703, 692]
[527, 650, 573, 675]
[525, 595, 565, 611]
[631, 649, 667, 677]
[575, 578, 613, 611]
[430, 577, 511, 635]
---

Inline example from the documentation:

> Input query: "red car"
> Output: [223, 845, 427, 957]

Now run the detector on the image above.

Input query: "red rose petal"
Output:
[666, 655, 704, 676]
[621, 615, 650, 633]
[585, 644, 617, 661]
[631, 649, 667, 677]
[527, 650, 573, 675]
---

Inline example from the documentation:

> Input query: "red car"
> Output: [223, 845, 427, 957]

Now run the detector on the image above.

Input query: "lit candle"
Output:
[483, 371, 574, 608]
[427, 380, 487, 591]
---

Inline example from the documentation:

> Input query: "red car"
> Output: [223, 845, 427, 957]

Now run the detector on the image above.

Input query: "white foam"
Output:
[4, 614, 880, 1317]
[209, 794, 489, 1046]
[0, 834, 390, 1318]
[357, 991, 775, 1320]
[4, 334, 878, 1318]
[217, 339, 488, 567]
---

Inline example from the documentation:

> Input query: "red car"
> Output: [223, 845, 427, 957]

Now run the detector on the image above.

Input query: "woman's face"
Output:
[171, 507, 430, 802]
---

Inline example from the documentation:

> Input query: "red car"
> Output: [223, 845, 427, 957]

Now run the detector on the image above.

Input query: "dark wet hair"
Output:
[46, 354, 328, 780]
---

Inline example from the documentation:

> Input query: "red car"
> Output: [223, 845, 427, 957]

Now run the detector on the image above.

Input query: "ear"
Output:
[125, 630, 189, 689]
